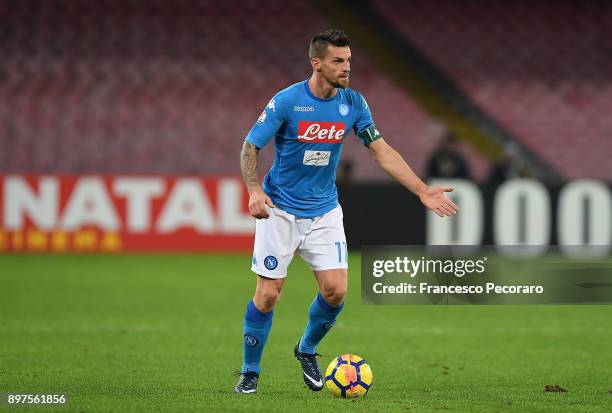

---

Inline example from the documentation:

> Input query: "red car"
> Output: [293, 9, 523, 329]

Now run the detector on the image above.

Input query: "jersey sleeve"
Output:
[352, 93, 382, 147]
[245, 93, 288, 149]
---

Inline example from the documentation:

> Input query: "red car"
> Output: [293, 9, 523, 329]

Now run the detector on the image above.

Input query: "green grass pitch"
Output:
[0, 254, 611, 412]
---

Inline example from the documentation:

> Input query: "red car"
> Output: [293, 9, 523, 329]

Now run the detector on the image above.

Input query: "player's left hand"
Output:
[419, 186, 459, 217]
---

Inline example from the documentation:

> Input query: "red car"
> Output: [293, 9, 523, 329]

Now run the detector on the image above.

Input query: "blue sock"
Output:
[299, 293, 344, 354]
[242, 300, 273, 374]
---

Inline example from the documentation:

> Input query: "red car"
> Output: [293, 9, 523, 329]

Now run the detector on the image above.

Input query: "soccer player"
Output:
[234, 29, 458, 394]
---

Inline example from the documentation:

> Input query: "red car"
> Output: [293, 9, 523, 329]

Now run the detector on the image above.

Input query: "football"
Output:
[324, 354, 373, 398]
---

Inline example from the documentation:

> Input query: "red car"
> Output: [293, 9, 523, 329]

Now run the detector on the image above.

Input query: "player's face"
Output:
[317, 46, 351, 89]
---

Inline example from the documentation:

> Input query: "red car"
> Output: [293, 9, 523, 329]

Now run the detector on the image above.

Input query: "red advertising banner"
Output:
[0, 175, 254, 252]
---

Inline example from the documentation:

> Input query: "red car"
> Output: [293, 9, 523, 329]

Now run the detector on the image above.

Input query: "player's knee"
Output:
[255, 288, 282, 312]
[321, 285, 346, 307]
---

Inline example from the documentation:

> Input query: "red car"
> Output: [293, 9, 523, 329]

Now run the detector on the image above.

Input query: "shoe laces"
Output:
[301, 352, 323, 369]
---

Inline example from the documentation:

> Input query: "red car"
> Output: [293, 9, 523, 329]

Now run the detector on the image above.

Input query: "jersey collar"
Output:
[303, 80, 338, 102]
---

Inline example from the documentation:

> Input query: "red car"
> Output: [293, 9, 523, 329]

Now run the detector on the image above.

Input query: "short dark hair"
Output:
[309, 29, 350, 58]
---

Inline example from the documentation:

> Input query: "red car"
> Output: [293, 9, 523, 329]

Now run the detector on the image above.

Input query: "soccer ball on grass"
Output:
[324, 354, 373, 398]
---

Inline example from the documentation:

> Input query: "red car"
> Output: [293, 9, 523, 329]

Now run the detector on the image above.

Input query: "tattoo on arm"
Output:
[240, 141, 260, 190]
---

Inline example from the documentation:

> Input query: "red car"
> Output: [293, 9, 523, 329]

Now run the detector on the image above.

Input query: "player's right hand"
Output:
[248, 187, 275, 219]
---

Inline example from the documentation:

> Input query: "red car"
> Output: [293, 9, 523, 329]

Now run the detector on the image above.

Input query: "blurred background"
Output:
[1, 0, 611, 251]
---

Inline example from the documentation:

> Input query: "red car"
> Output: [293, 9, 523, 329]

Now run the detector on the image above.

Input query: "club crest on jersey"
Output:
[338, 104, 349, 116]
[264, 255, 278, 270]
[297, 121, 346, 144]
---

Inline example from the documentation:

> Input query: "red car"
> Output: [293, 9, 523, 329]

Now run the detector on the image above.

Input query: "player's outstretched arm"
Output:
[240, 141, 275, 219]
[367, 139, 458, 217]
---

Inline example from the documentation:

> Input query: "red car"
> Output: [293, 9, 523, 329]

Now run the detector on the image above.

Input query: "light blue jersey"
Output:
[245, 80, 380, 218]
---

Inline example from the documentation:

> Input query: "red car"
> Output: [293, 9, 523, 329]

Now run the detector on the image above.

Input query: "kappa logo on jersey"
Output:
[256, 110, 267, 124]
[297, 121, 346, 144]
[362, 95, 369, 110]
[267, 98, 276, 112]
[294, 105, 315, 112]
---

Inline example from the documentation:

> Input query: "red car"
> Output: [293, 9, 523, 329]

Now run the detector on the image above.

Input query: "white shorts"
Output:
[251, 204, 348, 278]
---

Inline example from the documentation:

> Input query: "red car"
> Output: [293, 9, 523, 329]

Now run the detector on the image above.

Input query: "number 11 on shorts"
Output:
[335, 241, 348, 263]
